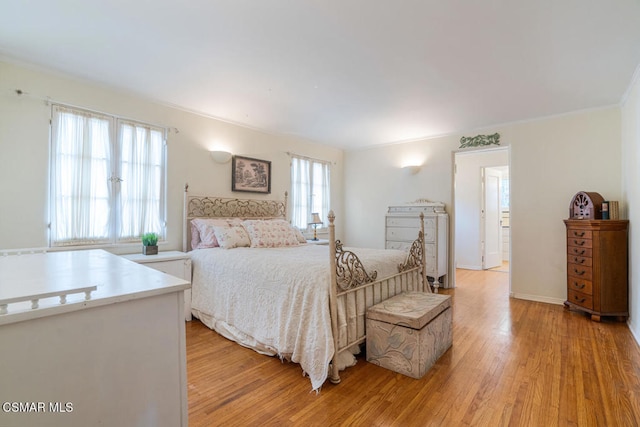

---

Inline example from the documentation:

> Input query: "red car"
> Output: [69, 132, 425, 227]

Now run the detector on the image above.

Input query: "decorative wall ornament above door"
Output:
[459, 133, 501, 148]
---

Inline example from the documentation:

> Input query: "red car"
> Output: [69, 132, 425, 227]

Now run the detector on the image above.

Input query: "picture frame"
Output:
[231, 155, 271, 194]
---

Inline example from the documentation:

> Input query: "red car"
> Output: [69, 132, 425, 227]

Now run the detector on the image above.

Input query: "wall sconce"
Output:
[402, 165, 422, 175]
[210, 150, 233, 164]
[308, 213, 323, 241]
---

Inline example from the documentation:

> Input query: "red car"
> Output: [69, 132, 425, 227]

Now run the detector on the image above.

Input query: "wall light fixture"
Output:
[402, 165, 422, 175]
[210, 150, 233, 164]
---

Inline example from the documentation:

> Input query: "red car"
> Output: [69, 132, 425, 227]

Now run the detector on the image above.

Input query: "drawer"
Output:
[567, 246, 592, 257]
[147, 259, 188, 278]
[568, 289, 593, 310]
[567, 264, 593, 281]
[386, 241, 411, 250]
[388, 205, 442, 213]
[567, 255, 592, 267]
[567, 277, 593, 295]
[387, 227, 423, 242]
[566, 229, 593, 239]
[386, 217, 421, 228]
[567, 237, 592, 249]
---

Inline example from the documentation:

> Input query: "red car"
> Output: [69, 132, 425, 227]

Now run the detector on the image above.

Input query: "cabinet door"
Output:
[423, 218, 436, 242]
[131, 257, 192, 322]
[424, 243, 437, 274]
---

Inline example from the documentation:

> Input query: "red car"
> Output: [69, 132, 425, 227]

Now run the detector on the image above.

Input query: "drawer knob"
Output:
[573, 295, 586, 303]
[574, 268, 586, 276]
[572, 248, 585, 255]
[574, 257, 584, 264]
[573, 240, 585, 246]
[573, 282, 586, 290]
[573, 231, 585, 237]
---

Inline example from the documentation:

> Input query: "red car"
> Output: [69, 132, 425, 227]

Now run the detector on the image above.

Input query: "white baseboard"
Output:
[510, 292, 565, 306]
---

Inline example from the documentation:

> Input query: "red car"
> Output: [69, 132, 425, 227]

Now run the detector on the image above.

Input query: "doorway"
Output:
[484, 165, 510, 272]
[483, 166, 503, 270]
[453, 147, 510, 280]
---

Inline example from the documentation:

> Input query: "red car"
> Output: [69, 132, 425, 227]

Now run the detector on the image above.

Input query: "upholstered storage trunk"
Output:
[366, 291, 452, 379]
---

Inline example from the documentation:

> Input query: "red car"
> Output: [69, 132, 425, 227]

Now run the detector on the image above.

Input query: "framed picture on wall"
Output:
[231, 155, 271, 194]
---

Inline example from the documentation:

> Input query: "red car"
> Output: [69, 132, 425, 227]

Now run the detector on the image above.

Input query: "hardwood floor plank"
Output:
[186, 269, 640, 426]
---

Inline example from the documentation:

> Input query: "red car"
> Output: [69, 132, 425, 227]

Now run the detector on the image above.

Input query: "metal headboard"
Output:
[183, 183, 288, 251]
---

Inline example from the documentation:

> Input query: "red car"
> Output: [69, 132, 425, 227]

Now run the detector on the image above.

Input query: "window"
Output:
[49, 105, 166, 246]
[290, 155, 331, 230]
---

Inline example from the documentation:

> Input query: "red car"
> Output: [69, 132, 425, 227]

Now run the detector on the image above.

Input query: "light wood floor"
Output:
[186, 269, 640, 426]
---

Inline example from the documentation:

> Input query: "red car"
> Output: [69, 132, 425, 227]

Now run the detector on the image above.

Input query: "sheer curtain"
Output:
[290, 155, 330, 230]
[50, 105, 166, 246]
[291, 157, 310, 229]
[117, 121, 165, 241]
[50, 106, 111, 245]
[313, 161, 330, 227]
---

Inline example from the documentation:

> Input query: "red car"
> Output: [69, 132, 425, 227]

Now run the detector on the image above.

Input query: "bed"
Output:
[183, 186, 429, 391]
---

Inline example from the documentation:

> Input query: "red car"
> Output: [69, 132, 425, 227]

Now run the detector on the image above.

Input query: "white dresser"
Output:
[0, 250, 190, 427]
[386, 202, 449, 290]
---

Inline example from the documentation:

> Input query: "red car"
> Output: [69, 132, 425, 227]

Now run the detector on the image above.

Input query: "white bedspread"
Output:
[189, 244, 406, 391]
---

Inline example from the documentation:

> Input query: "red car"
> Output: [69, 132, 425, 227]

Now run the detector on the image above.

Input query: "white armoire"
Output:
[386, 201, 449, 290]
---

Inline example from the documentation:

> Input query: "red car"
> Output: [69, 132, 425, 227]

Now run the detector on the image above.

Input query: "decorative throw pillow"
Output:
[242, 219, 300, 248]
[270, 219, 307, 243]
[190, 222, 203, 249]
[212, 225, 251, 249]
[191, 218, 236, 249]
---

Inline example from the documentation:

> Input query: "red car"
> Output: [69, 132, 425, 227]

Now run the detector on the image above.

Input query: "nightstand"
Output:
[122, 251, 193, 321]
[307, 239, 329, 245]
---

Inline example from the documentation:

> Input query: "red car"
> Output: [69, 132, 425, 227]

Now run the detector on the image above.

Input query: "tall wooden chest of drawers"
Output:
[386, 202, 448, 290]
[563, 219, 628, 321]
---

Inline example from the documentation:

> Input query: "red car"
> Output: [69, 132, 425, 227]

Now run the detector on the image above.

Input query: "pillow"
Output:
[191, 218, 236, 249]
[212, 225, 251, 249]
[274, 220, 308, 243]
[242, 219, 301, 248]
[190, 222, 203, 249]
[274, 219, 308, 244]
[292, 226, 307, 244]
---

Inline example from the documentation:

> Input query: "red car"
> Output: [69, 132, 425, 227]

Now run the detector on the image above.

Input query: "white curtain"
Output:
[50, 105, 166, 246]
[290, 156, 330, 229]
[291, 157, 310, 229]
[50, 106, 111, 245]
[317, 161, 330, 226]
[117, 121, 165, 241]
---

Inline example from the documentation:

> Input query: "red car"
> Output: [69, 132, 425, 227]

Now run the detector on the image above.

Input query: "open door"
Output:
[482, 167, 502, 269]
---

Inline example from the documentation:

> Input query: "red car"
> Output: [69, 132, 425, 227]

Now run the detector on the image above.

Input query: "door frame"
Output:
[451, 145, 511, 291]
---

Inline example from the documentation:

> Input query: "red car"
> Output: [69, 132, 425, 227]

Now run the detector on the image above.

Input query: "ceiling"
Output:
[2, 1, 640, 150]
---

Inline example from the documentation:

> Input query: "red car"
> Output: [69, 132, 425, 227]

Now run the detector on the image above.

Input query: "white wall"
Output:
[344, 107, 622, 303]
[0, 60, 344, 252]
[343, 137, 456, 249]
[1, 58, 632, 327]
[622, 69, 640, 342]
[454, 148, 509, 270]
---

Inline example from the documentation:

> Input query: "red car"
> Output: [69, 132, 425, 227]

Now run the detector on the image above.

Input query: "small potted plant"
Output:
[141, 232, 159, 255]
